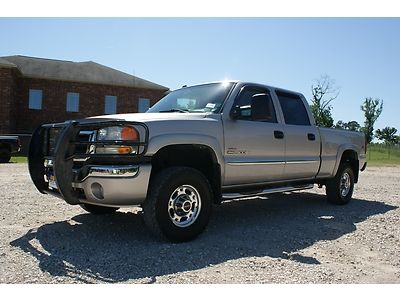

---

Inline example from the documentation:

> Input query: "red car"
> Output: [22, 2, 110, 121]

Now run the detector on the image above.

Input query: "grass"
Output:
[366, 144, 400, 166]
[9, 156, 28, 163]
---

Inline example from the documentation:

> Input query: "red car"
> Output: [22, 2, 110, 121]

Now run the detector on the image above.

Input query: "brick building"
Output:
[0, 55, 169, 135]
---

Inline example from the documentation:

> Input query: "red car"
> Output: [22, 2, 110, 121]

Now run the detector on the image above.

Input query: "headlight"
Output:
[97, 126, 139, 141]
[95, 126, 140, 155]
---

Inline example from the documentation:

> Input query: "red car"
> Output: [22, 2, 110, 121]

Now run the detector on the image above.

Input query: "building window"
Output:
[29, 89, 43, 110]
[105, 95, 117, 114]
[66, 92, 80, 112]
[138, 98, 150, 113]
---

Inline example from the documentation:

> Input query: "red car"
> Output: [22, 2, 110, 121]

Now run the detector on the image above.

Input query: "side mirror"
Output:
[230, 105, 240, 119]
[230, 104, 251, 120]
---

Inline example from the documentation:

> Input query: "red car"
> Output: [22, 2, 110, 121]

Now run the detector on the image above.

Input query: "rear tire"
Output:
[142, 167, 213, 242]
[0, 148, 11, 163]
[80, 203, 119, 214]
[326, 163, 354, 205]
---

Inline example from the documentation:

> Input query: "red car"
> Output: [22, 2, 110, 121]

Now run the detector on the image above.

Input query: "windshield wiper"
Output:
[159, 108, 190, 113]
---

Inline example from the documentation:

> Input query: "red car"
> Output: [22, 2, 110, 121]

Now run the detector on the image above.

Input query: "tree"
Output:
[361, 97, 383, 144]
[335, 120, 361, 132]
[346, 121, 361, 132]
[310, 75, 339, 128]
[375, 127, 399, 144]
[335, 120, 345, 129]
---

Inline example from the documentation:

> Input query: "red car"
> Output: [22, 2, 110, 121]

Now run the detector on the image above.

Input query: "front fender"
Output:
[147, 133, 225, 177]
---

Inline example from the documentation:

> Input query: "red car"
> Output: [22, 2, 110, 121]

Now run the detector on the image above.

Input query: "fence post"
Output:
[368, 145, 371, 160]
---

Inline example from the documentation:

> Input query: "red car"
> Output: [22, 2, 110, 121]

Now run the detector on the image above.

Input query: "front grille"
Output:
[47, 128, 94, 156]
[75, 131, 95, 154]
[47, 127, 63, 156]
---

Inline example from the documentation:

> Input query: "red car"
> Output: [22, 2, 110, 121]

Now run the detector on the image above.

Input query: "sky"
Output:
[0, 18, 399, 130]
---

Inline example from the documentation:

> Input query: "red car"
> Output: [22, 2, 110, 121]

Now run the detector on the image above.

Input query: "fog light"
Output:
[91, 182, 104, 200]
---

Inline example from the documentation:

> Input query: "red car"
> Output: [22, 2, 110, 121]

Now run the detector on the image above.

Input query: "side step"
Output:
[222, 184, 314, 201]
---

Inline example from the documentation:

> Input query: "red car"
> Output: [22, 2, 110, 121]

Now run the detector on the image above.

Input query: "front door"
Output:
[223, 86, 286, 186]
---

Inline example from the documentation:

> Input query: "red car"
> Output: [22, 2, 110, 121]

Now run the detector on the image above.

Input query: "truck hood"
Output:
[88, 112, 223, 148]
[89, 112, 210, 123]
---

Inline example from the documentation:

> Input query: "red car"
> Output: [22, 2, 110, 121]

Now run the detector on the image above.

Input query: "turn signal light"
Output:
[121, 127, 139, 141]
[117, 146, 133, 154]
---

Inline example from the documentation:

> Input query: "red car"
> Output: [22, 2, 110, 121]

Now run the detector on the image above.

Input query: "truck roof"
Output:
[180, 80, 304, 97]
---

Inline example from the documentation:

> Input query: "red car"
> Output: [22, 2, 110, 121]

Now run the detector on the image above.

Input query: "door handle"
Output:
[308, 133, 316, 141]
[274, 131, 284, 139]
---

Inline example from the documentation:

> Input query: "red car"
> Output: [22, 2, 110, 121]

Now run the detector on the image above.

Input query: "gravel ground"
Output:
[0, 163, 399, 284]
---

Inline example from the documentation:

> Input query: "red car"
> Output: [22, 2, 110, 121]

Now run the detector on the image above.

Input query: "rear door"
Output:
[274, 90, 321, 180]
[223, 85, 285, 185]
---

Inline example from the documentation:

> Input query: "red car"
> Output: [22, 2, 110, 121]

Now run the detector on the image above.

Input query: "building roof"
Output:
[0, 55, 168, 91]
[0, 58, 17, 68]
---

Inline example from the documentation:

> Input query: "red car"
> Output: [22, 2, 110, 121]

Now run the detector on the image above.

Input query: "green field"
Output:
[9, 156, 28, 163]
[9, 144, 400, 166]
[366, 144, 400, 166]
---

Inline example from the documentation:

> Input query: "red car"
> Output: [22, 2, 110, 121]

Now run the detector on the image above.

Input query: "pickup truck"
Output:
[0, 136, 21, 163]
[28, 81, 367, 242]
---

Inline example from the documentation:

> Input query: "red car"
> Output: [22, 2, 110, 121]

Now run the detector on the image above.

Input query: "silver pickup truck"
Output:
[28, 81, 367, 241]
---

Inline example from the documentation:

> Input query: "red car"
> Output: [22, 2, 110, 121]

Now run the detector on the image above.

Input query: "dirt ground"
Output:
[0, 163, 399, 283]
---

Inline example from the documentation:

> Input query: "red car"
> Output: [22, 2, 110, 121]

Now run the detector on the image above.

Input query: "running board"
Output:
[222, 184, 314, 201]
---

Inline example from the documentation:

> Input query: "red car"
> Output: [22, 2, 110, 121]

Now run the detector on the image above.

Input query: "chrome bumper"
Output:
[72, 163, 151, 207]
[81, 165, 139, 181]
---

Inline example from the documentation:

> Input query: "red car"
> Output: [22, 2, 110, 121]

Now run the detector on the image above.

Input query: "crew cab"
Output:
[28, 81, 367, 241]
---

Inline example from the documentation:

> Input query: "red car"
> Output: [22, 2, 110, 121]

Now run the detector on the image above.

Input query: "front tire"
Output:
[326, 163, 355, 205]
[80, 203, 119, 214]
[142, 167, 213, 242]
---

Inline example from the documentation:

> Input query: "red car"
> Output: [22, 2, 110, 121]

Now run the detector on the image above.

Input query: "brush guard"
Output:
[28, 119, 149, 205]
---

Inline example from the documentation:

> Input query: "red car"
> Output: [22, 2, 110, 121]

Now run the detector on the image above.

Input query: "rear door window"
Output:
[276, 91, 310, 126]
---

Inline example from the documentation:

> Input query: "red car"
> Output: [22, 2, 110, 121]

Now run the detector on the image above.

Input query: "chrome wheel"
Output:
[340, 172, 351, 197]
[168, 185, 202, 228]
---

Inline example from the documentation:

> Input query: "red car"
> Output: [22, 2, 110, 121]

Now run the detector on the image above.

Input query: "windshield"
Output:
[147, 82, 235, 113]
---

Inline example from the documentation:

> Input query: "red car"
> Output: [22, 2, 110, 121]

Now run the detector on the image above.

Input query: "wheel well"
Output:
[340, 150, 359, 183]
[150, 145, 222, 204]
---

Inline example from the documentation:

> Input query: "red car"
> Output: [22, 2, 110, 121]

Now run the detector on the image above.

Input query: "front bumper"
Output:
[72, 164, 151, 206]
[28, 119, 151, 207]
